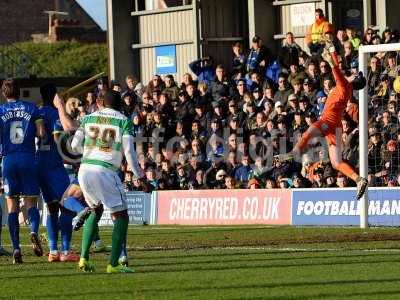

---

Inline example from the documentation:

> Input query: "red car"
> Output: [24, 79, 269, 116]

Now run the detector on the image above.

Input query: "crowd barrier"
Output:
[2, 188, 400, 227]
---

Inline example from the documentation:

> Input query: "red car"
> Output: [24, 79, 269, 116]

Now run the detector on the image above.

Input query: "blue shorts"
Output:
[38, 165, 70, 203]
[2, 153, 40, 197]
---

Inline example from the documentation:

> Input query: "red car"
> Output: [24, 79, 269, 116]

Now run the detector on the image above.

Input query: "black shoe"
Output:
[30, 232, 43, 257]
[0, 247, 12, 257]
[357, 177, 368, 200]
[74, 207, 91, 231]
[13, 249, 23, 264]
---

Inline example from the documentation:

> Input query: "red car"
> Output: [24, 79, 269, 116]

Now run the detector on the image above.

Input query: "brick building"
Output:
[0, 0, 105, 44]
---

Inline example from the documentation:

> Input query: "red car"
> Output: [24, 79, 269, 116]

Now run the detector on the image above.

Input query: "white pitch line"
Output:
[208, 247, 400, 252]
[95, 226, 277, 233]
[3, 244, 400, 253]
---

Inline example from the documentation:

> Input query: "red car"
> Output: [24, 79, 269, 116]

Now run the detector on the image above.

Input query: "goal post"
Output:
[358, 43, 400, 229]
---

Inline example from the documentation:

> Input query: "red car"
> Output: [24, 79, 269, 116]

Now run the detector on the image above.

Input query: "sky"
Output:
[76, 0, 107, 30]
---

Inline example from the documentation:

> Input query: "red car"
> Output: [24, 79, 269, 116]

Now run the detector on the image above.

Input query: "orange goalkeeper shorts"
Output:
[313, 118, 341, 146]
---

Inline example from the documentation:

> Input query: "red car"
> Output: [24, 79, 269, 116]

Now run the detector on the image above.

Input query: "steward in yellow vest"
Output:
[305, 9, 333, 56]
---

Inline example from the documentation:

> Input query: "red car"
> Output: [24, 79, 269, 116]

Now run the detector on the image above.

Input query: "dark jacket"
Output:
[209, 78, 230, 101]
[280, 43, 302, 68]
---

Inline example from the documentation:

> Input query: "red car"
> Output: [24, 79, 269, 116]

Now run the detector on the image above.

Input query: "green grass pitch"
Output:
[1, 226, 400, 300]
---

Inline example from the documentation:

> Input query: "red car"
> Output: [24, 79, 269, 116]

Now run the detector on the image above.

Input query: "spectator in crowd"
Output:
[281, 32, 302, 68]
[336, 29, 348, 56]
[248, 178, 260, 189]
[312, 167, 324, 187]
[342, 41, 357, 70]
[274, 74, 292, 106]
[346, 27, 361, 50]
[232, 42, 247, 79]
[225, 176, 239, 189]
[336, 173, 349, 187]
[121, 92, 135, 118]
[246, 35, 271, 74]
[95, 76, 108, 96]
[234, 155, 252, 184]
[306, 61, 321, 89]
[124, 74, 142, 99]
[209, 65, 230, 102]
[187, 169, 203, 189]
[367, 56, 382, 96]
[363, 27, 375, 45]
[85, 91, 97, 114]
[189, 56, 215, 85]
[382, 52, 400, 80]
[146, 75, 164, 95]
[305, 9, 333, 56]
[163, 74, 180, 102]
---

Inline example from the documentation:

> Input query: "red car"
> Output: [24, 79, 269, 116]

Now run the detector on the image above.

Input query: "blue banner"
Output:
[99, 192, 152, 226]
[155, 45, 177, 74]
[292, 188, 400, 226]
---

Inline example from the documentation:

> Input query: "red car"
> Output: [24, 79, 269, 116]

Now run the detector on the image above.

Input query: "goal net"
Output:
[358, 43, 400, 228]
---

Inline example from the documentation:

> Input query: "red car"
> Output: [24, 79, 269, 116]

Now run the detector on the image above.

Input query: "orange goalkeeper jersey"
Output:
[320, 66, 352, 127]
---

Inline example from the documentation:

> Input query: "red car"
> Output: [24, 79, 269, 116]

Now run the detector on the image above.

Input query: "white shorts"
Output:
[78, 164, 127, 213]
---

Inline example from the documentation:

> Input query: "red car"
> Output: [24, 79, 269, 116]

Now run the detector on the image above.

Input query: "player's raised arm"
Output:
[322, 48, 347, 90]
[70, 120, 85, 154]
[121, 119, 142, 179]
[53, 93, 79, 132]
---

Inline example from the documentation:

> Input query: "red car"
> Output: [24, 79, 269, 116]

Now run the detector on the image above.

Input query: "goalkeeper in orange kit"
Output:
[277, 45, 368, 200]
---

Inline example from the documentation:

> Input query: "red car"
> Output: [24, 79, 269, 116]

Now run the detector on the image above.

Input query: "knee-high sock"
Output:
[93, 225, 101, 242]
[46, 213, 59, 252]
[8, 212, 20, 251]
[81, 213, 98, 260]
[110, 217, 128, 267]
[27, 206, 40, 235]
[63, 197, 85, 213]
[335, 162, 358, 182]
[59, 208, 74, 252]
[120, 236, 127, 258]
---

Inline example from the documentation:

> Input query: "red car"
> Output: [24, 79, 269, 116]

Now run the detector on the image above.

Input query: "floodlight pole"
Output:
[358, 43, 400, 229]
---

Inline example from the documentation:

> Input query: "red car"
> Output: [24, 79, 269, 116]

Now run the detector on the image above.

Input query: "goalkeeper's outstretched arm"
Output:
[322, 48, 347, 92]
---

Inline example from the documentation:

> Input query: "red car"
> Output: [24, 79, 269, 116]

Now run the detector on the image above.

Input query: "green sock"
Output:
[93, 226, 101, 243]
[109, 217, 128, 267]
[81, 213, 98, 260]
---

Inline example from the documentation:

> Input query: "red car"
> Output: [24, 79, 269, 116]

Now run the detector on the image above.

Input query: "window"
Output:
[136, 0, 192, 11]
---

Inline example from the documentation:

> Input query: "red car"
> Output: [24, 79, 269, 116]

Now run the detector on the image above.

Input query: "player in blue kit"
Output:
[37, 84, 79, 263]
[0, 79, 45, 264]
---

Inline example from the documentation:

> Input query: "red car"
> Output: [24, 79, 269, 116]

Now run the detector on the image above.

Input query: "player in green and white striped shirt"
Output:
[56, 90, 141, 273]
